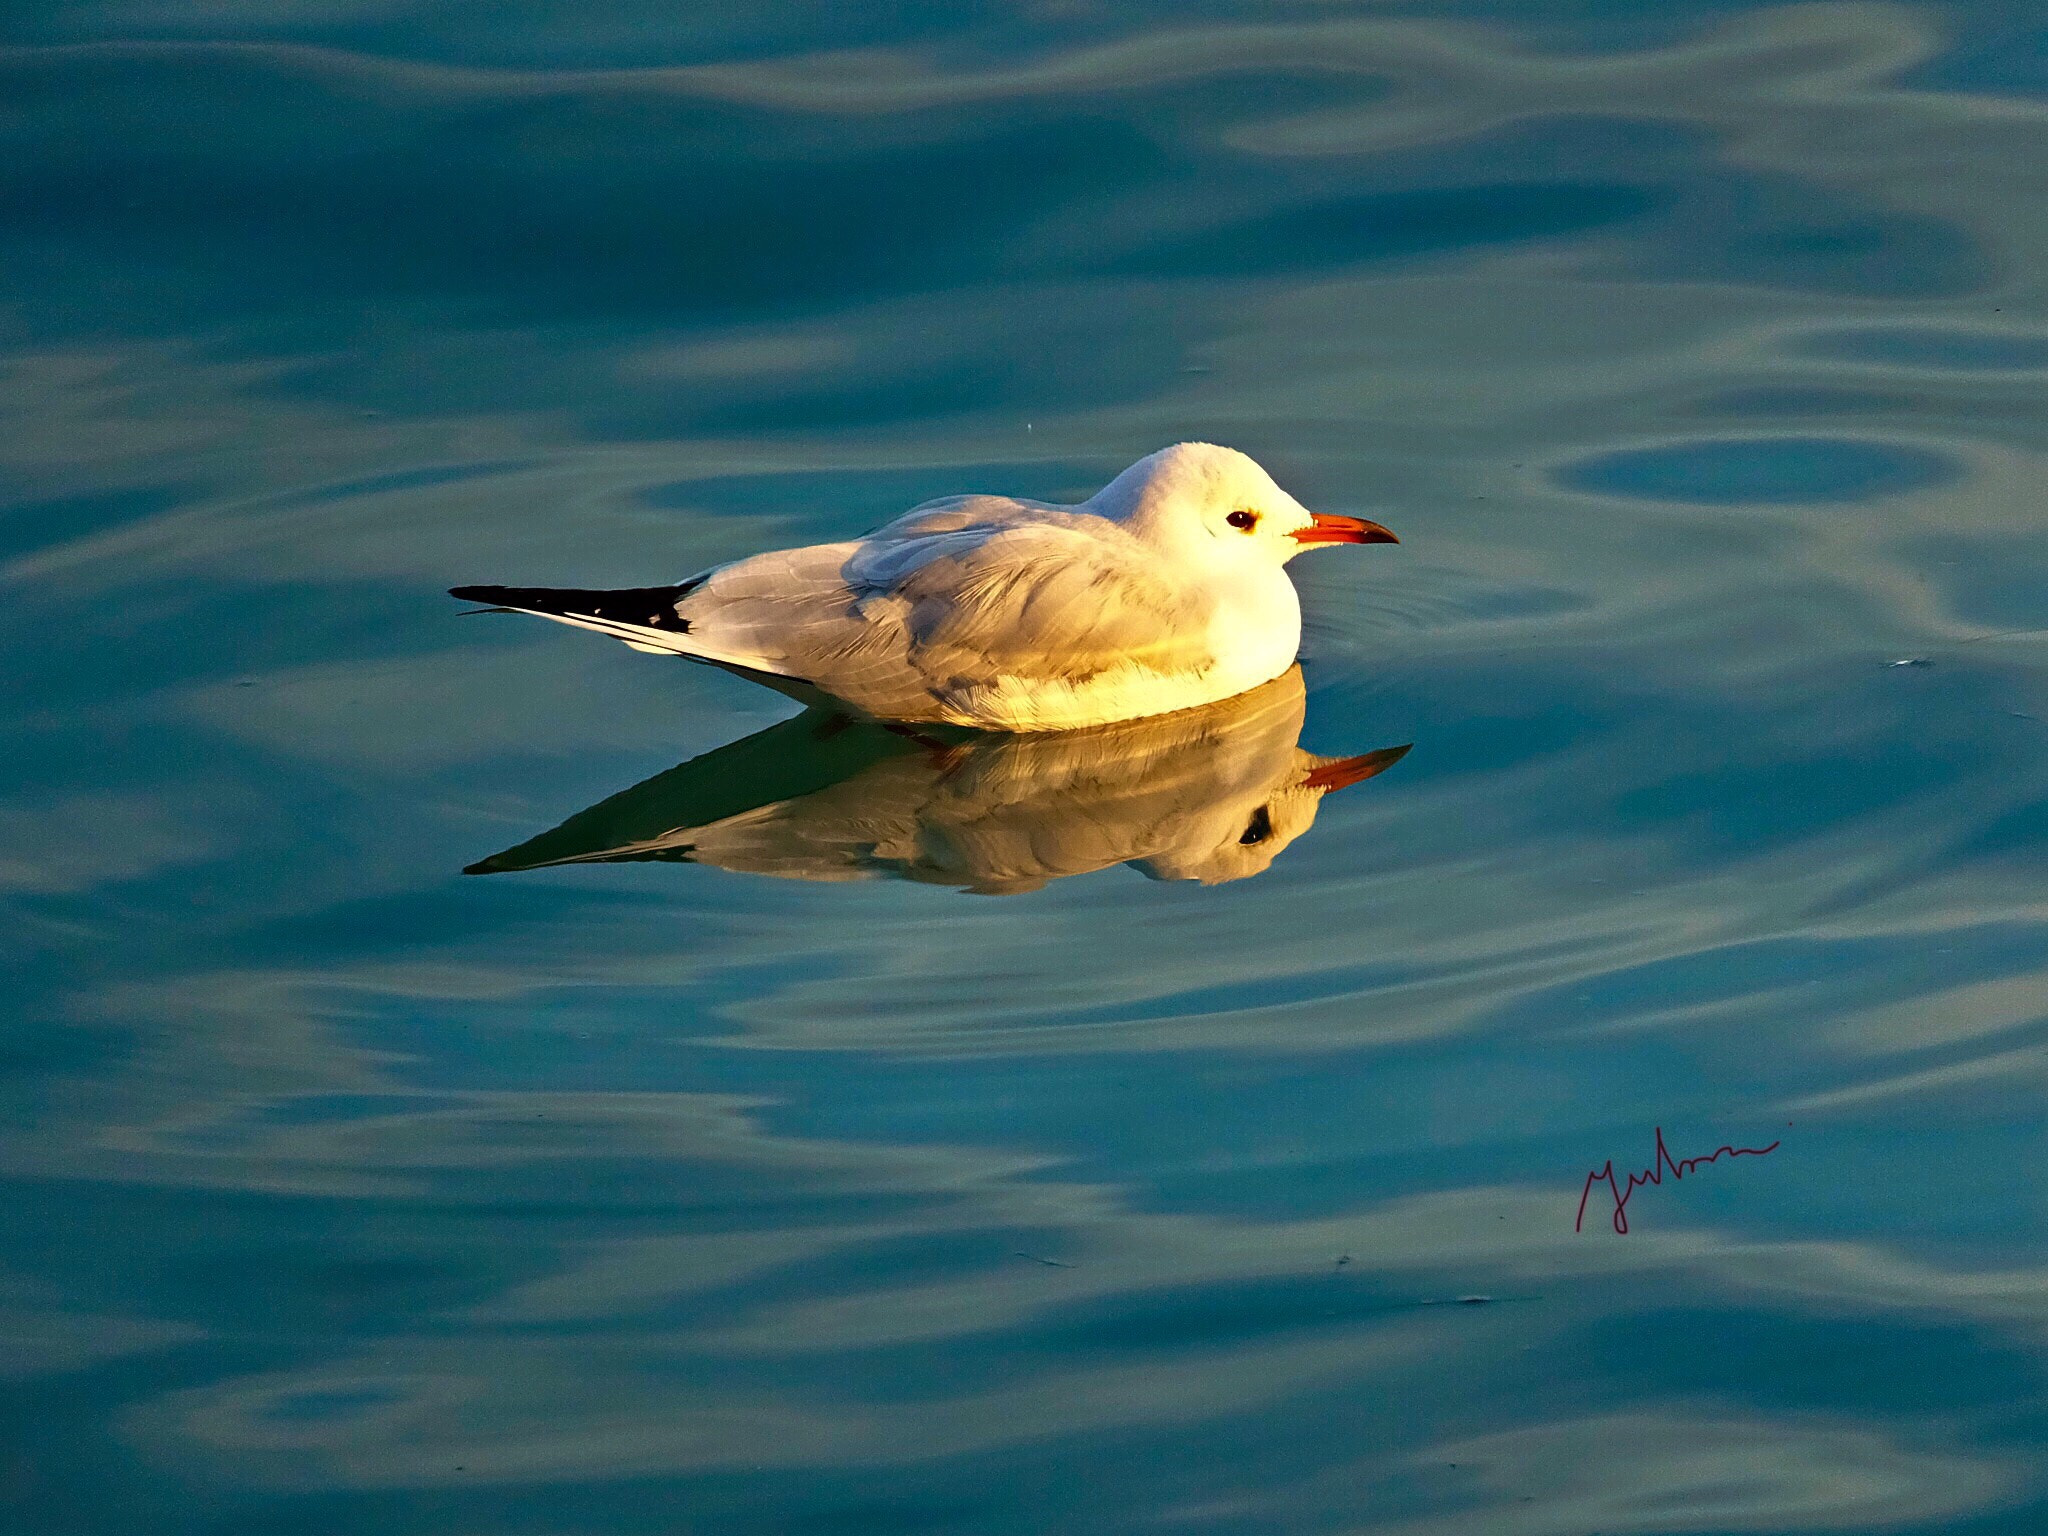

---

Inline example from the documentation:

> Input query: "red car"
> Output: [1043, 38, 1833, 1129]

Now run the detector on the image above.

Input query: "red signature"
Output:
[1576, 1126, 1781, 1234]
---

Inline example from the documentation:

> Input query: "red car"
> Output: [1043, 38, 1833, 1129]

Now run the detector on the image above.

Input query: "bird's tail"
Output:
[449, 582, 702, 655]
[449, 580, 825, 706]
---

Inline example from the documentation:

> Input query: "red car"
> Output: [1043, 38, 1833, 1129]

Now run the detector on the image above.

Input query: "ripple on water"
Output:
[1795, 326, 2048, 372]
[1557, 436, 1954, 504]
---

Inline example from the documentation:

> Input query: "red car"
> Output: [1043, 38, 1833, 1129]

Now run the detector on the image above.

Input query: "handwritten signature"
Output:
[1576, 1126, 1781, 1234]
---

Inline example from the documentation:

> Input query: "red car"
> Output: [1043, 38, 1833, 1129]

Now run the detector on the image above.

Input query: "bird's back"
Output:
[676, 498, 1245, 730]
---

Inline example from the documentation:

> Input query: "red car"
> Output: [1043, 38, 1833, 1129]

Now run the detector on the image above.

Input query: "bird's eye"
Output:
[1239, 805, 1273, 845]
[1226, 509, 1258, 531]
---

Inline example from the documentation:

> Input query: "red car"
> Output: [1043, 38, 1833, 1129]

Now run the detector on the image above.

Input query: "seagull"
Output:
[451, 443, 1396, 732]
[469, 668, 1412, 893]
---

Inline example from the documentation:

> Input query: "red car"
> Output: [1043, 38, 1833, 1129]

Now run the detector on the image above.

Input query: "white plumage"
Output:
[452, 443, 1395, 731]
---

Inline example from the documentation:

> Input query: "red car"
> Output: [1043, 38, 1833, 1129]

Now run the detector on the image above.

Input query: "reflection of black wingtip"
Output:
[459, 708, 914, 880]
[465, 843, 699, 875]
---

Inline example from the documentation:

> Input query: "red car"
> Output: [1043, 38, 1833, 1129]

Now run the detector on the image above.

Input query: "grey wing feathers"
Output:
[674, 507, 1216, 724]
[864, 492, 1067, 539]
[891, 527, 1208, 677]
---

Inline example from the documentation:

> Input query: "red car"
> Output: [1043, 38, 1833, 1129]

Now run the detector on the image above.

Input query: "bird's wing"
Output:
[862, 492, 1068, 541]
[676, 508, 1218, 724]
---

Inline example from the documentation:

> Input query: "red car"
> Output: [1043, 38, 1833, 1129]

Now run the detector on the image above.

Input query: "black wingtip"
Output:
[444, 583, 694, 633]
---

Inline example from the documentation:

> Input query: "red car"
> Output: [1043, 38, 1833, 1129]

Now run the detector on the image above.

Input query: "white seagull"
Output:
[452, 442, 1395, 732]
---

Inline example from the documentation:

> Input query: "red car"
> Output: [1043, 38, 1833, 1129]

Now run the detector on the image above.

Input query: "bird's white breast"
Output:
[1204, 564, 1304, 699]
[932, 562, 1302, 732]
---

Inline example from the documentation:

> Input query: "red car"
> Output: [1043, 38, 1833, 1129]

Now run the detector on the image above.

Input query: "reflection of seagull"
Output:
[469, 669, 1409, 894]
[452, 443, 1395, 732]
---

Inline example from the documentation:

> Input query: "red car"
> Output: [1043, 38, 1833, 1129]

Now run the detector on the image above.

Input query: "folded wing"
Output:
[679, 505, 1218, 726]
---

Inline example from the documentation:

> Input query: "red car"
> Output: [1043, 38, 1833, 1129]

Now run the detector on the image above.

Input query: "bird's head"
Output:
[1134, 742, 1413, 885]
[1086, 443, 1397, 566]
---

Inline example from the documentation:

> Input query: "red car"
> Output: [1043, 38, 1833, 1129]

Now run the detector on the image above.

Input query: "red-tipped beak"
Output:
[1299, 744, 1412, 793]
[1291, 512, 1398, 546]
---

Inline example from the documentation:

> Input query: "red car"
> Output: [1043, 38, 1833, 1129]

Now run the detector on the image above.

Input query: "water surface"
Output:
[5, 2, 2048, 1532]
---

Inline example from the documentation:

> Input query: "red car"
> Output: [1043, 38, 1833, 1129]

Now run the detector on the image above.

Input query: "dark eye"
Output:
[1226, 509, 1258, 531]
[1239, 805, 1273, 845]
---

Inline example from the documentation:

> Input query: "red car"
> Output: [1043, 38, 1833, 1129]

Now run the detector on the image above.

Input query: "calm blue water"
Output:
[5, 3, 2048, 1532]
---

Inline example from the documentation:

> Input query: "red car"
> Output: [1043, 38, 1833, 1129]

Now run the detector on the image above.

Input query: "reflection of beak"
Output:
[1300, 744, 1412, 793]
[1291, 512, 1399, 546]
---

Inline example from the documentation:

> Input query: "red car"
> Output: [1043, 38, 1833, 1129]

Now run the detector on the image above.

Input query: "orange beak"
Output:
[1299, 744, 1412, 793]
[1291, 512, 1398, 546]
